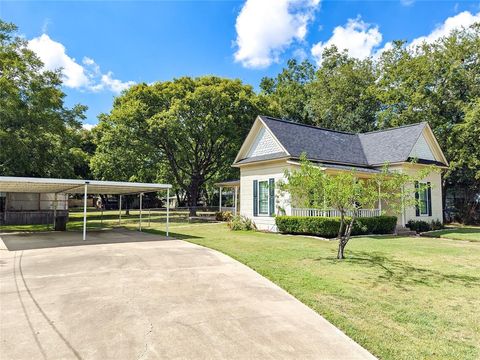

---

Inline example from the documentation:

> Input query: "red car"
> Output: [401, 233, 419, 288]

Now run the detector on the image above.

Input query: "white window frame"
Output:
[257, 180, 270, 216]
[418, 182, 430, 216]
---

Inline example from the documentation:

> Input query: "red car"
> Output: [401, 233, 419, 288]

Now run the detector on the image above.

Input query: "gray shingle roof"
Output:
[359, 122, 426, 165]
[260, 116, 368, 166]
[235, 116, 441, 168]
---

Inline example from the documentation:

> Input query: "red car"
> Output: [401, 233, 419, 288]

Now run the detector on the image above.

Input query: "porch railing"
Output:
[291, 208, 381, 218]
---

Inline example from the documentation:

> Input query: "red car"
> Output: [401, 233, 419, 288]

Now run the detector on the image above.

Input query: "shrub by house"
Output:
[276, 215, 398, 238]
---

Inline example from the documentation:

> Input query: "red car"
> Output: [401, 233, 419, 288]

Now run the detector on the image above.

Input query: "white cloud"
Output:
[311, 17, 382, 65]
[374, 10, 480, 58]
[409, 11, 480, 49]
[100, 72, 135, 93]
[28, 34, 90, 88]
[82, 123, 96, 131]
[28, 34, 134, 93]
[234, 0, 320, 68]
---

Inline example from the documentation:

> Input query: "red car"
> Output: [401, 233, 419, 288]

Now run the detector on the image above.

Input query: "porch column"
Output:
[378, 184, 382, 213]
[219, 186, 222, 212]
[234, 186, 238, 214]
[401, 185, 406, 227]
[323, 188, 326, 217]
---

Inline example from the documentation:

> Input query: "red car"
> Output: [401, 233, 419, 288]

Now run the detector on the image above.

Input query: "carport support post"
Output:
[166, 188, 169, 237]
[139, 192, 143, 231]
[53, 192, 57, 230]
[119, 195, 122, 225]
[83, 182, 89, 241]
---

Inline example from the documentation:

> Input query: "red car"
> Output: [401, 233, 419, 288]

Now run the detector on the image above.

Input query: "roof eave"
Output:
[232, 156, 290, 167]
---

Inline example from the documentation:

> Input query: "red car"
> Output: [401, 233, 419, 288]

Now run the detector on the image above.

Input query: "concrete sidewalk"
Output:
[0, 229, 376, 359]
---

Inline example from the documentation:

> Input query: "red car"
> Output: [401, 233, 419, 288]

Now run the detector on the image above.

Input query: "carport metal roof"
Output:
[0, 176, 172, 241]
[0, 176, 171, 194]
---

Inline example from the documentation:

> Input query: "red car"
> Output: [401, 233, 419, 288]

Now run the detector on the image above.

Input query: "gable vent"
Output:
[246, 127, 283, 158]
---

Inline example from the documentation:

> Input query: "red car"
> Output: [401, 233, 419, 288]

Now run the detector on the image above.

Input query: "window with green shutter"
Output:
[269, 178, 275, 216]
[258, 181, 269, 215]
[416, 182, 431, 216]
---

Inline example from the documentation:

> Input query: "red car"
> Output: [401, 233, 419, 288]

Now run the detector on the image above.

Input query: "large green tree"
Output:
[375, 25, 480, 222]
[308, 46, 379, 132]
[260, 59, 316, 124]
[90, 84, 162, 182]
[0, 20, 88, 178]
[92, 77, 267, 215]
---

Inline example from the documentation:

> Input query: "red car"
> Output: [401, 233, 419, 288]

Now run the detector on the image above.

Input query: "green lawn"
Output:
[141, 222, 480, 360]
[1, 211, 479, 359]
[422, 226, 480, 242]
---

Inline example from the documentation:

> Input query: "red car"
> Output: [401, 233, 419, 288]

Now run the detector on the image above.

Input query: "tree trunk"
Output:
[337, 215, 356, 260]
[187, 175, 204, 217]
[337, 212, 345, 239]
[175, 190, 181, 208]
[338, 240, 345, 259]
[124, 195, 132, 215]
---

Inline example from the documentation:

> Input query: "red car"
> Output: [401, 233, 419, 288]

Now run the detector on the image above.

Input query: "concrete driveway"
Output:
[0, 229, 375, 359]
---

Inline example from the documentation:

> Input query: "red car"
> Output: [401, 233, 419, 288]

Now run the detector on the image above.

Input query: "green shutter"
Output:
[269, 178, 275, 216]
[253, 180, 258, 216]
[427, 182, 432, 216]
[415, 181, 420, 216]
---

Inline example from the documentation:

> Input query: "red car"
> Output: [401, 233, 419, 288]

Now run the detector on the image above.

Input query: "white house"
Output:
[228, 116, 449, 231]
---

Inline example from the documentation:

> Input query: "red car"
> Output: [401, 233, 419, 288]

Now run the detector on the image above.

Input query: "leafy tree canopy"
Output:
[0, 20, 88, 178]
[309, 46, 379, 132]
[92, 76, 268, 214]
[260, 59, 316, 124]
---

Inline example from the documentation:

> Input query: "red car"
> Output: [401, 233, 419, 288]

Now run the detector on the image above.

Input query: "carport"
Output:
[0, 177, 172, 240]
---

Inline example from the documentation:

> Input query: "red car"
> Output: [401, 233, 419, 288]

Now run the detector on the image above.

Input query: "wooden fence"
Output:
[1, 210, 68, 225]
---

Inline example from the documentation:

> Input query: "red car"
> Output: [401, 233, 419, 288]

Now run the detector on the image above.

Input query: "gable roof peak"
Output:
[359, 121, 427, 135]
[258, 115, 356, 135]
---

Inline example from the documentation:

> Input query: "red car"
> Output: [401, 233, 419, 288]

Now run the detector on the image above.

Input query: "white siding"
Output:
[404, 171, 443, 224]
[388, 165, 443, 226]
[410, 134, 436, 161]
[240, 161, 293, 231]
[246, 127, 283, 158]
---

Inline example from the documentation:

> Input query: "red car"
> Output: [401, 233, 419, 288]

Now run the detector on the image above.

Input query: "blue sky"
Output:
[2, 0, 479, 127]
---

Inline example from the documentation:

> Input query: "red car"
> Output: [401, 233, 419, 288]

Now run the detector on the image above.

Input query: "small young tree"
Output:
[279, 155, 432, 259]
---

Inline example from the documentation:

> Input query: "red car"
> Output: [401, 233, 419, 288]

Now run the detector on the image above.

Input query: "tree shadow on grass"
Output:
[315, 251, 480, 289]
[422, 228, 480, 241]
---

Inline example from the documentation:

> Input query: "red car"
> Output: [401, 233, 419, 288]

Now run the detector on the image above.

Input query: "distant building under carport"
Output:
[0, 177, 172, 240]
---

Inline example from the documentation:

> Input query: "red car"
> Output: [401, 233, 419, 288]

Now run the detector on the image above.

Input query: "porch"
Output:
[291, 208, 381, 218]
[215, 180, 240, 214]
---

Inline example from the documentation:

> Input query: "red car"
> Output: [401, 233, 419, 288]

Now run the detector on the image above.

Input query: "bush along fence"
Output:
[275, 215, 398, 238]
